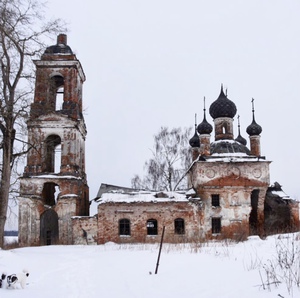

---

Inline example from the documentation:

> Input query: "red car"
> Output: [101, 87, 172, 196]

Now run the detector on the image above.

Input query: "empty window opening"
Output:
[147, 219, 158, 235]
[56, 86, 64, 111]
[119, 219, 130, 236]
[42, 182, 60, 206]
[54, 144, 61, 173]
[49, 75, 64, 112]
[221, 122, 229, 135]
[44, 135, 61, 173]
[212, 194, 220, 207]
[212, 217, 221, 234]
[174, 218, 185, 234]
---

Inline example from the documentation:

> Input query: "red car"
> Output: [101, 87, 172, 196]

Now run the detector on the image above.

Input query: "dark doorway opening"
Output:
[40, 209, 59, 245]
[249, 189, 259, 235]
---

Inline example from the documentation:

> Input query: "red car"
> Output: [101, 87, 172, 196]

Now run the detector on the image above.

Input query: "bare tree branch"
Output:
[131, 126, 192, 191]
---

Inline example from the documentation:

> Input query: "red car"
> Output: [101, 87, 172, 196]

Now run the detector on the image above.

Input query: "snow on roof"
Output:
[32, 175, 82, 180]
[206, 155, 268, 163]
[271, 190, 290, 199]
[97, 190, 190, 204]
[268, 182, 295, 200]
[60, 194, 79, 198]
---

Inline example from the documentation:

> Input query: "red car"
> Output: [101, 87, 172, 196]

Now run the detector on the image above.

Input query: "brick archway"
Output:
[40, 209, 59, 245]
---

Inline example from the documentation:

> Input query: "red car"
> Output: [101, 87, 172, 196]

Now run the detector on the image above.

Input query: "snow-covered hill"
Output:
[1, 234, 299, 297]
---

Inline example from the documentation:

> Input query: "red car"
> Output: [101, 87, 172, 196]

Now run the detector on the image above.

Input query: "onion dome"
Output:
[44, 34, 73, 55]
[209, 85, 237, 119]
[197, 97, 213, 135]
[189, 128, 200, 147]
[246, 99, 262, 136]
[189, 114, 200, 147]
[235, 115, 247, 145]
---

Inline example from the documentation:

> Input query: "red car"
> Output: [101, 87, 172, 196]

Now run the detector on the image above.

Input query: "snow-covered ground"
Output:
[1, 234, 300, 298]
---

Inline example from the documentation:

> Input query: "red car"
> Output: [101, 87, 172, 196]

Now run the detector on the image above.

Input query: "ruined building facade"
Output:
[18, 36, 298, 246]
[74, 88, 298, 245]
[18, 35, 89, 246]
[87, 90, 271, 244]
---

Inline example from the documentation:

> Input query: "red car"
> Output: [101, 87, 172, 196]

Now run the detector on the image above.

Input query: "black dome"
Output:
[209, 87, 237, 119]
[235, 133, 247, 146]
[44, 34, 73, 55]
[197, 117, 213, 135]
[44, 44, 73, 55]
[235, 116, 247, 145]
[189, 130, 200, 147]
[211, 140, 250, 155]
[246, 120, 262, 136]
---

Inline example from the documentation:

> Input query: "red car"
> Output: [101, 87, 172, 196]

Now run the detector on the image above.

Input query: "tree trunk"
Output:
[0, 127, 13, 248]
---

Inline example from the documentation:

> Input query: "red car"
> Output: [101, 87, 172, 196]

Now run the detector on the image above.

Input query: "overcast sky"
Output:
[44, 0, 300, 201]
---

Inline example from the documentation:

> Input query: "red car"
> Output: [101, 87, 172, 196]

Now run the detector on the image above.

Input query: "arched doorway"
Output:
[40, 209, 59, 245]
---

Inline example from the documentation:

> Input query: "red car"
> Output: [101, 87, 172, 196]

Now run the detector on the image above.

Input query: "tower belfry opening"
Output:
[49, 75, 64, 112]
[44, 135, 61, 173]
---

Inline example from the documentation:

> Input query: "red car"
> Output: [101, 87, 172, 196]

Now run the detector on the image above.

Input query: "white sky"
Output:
[44, 0, 300, 201]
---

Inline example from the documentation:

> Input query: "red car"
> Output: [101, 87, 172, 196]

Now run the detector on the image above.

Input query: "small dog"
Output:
[0, 273, 6, 288]
[7, 269, 29, 289]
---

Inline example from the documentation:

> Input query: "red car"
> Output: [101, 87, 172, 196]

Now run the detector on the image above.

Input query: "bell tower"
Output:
[19, 34, 89, 246]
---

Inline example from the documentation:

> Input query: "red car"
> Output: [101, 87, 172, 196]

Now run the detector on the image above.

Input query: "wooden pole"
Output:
[155, 225, 165, 274]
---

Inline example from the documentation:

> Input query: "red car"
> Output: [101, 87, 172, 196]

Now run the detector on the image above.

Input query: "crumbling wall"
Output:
[72, 216, 98, 245]
[19, 176, 89, 246]
[264, 195, 299, 234]
[190, 160, 270, 238]
[97, 201, 202, 244]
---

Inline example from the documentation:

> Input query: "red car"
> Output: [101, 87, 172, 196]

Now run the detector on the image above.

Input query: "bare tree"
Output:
[131, 126, 192, 191]
[0, 0, 66, 247]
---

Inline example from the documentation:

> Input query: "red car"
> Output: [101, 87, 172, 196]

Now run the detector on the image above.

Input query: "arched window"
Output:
[42, 182, 60, 206]
[147, 219, 158, 235]
[48, 75, 64, 112]
[56, 86, 64, 111]
[44, 135, 61, 173]
[54, 143, 61, 173]
[119, 219, 130, 236]
[174, 218, 185, 234]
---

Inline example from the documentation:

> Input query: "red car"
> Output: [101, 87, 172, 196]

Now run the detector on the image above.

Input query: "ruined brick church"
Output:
[18, 35, 299, 246]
